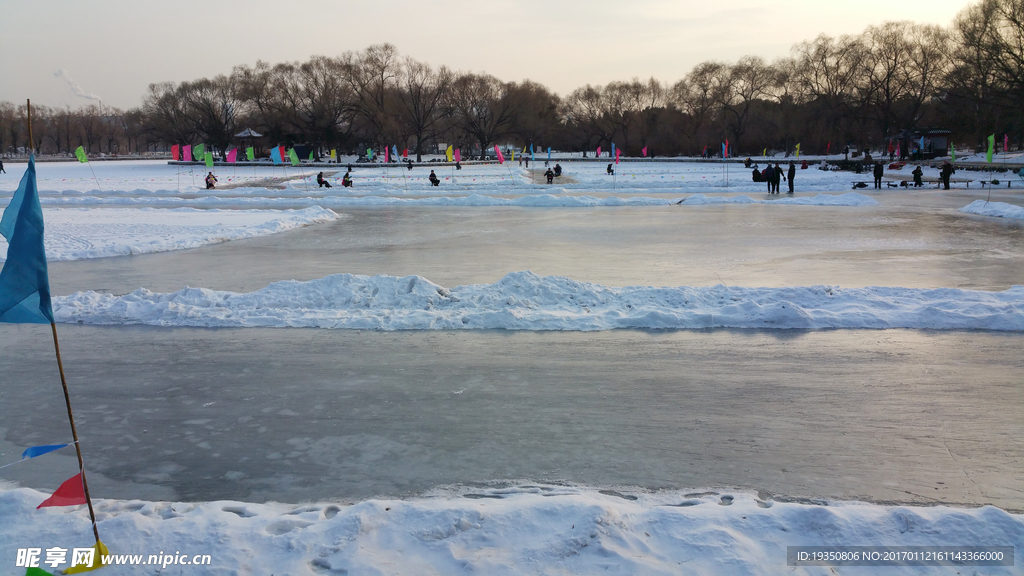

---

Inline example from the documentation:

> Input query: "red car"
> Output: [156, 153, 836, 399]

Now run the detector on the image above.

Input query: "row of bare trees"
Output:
[4, 0, 1024, 159]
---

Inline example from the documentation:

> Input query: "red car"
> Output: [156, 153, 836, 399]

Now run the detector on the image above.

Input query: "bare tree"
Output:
[393, 57, 453, 161]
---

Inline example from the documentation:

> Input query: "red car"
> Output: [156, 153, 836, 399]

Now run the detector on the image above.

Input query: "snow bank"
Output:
[1, 485, 1019, 576]
[0, 207, 338, 262]
[681, 192, 878, 206]
[960, 200, 1024, 221]
[52, 271, 1024, 331]
[29, 192, 878, 208]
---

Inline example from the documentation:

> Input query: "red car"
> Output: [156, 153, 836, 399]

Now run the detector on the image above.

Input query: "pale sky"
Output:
[1, 0, 972, 110]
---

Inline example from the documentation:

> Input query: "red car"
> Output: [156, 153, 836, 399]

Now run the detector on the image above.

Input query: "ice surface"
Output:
[52, 271, 1024, 331]
[0, 207, 337, 261]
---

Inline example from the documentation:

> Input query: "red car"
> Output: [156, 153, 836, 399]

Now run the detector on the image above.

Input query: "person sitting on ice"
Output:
[606, 163, 614, 176]
[205, 172, 217, 189]
[544, 168, 555, 184]
[316, 171, 332, 188]
[912, 165, 923, 187]
[751, 166, 762, 182]
[342, 171, 353, 187]
[429, 170, 440, 186]
[407, 159, 414, 171]
[553, 163, 562, 177]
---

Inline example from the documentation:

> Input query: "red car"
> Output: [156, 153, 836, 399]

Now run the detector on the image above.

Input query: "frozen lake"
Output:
[1, 168, 1021, 511]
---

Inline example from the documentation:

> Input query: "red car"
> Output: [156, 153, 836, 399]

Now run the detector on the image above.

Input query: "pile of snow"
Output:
[960, 200, 1024, 221]
[0, 207, 338, 262]
[53, 271, 1024, 331]
[1, 485, 1019, 575]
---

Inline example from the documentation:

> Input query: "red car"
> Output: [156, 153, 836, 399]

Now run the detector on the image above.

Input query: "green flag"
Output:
[193, 143, 205, 161]
[204, 152, 214, 168]
[246, 147, 255, 161]
[74, 146, 88, 163]
[950, 144, 956, 163]
[288, 148, 300, 166]
[367, 148, 374, 160]
[308, 150, 314, 161]
[987, 134, 995, 163]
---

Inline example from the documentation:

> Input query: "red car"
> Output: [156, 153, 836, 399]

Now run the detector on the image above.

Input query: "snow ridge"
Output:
[961, 200, 1024, 221]
[53, 271, 1024, 331]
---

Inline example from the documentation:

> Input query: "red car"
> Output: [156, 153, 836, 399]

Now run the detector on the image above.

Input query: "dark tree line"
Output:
[5, 0, 1024, 159]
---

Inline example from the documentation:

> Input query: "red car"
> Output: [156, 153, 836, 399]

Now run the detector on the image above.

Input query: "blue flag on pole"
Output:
[530, 143, 534, 163]
[0, 156, 54, 324]
[547, 147, 551, 162]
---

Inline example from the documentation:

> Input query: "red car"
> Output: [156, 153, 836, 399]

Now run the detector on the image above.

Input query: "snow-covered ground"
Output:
[51, 271, 1024, 331]
[2, 484, 1020, 576]
[2, 158, 1006, 201]
[0, 207, 338, 262]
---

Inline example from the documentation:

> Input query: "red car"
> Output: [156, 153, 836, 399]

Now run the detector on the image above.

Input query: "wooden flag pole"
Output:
[28, 99, 102, 546]
[51, 322, 102, 545]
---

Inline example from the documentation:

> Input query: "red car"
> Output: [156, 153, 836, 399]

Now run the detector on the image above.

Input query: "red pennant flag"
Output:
[37, 473, 87, 508]
[171, 144, 180, 162]
[402, 149, 408, 158]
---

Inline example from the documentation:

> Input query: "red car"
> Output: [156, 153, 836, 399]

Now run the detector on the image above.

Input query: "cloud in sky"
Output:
[1, 0, 971, 109]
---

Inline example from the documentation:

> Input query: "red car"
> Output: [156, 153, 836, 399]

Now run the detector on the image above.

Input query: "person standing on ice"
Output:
[940, 161, 955, 190]
[764, 163, 775, 193]
[205, 172, 217, 189]
[0, 158, 5, 173]
[787, 162, 796, 193]
[912, 165, 924, 187]
[873, 161, 884, 189]
[774, 162, 784, 193]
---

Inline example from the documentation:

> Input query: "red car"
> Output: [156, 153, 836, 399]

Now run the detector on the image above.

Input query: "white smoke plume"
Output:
[54, 69, 102, 102]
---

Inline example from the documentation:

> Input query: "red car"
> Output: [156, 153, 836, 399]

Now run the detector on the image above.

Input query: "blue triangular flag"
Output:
[0, 156, 54, 324]
[22, 444, 69, 459]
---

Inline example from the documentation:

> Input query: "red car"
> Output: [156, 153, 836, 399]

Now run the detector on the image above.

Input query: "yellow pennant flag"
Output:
[511, 150, 515, 162]
[762, 148, 766, 157]
[445, 145, 453, 162]
[330, 149, 336, 161]
[795, 143, 801, 158]
[64, 540, 110, 573]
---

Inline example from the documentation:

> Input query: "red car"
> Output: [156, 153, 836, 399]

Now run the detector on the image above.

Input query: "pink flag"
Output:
[642, 146, 647, 157]
[183, 145, 192, 162]
[494, 145, 505, 164]
[596, 146, 602, 157]
[615, 148, 621, 164]
[171, 144, 180, 161]
[385, 147, 390, 163]
[227, 148, 237, 163]
[37, 473, 87, 509]
[454, 148, 461, 162]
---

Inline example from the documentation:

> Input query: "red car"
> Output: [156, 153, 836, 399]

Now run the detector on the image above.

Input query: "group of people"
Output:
[752, 162, 797, 193]
[872, 160, 955, 189]
[544, 163, 563, 183]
